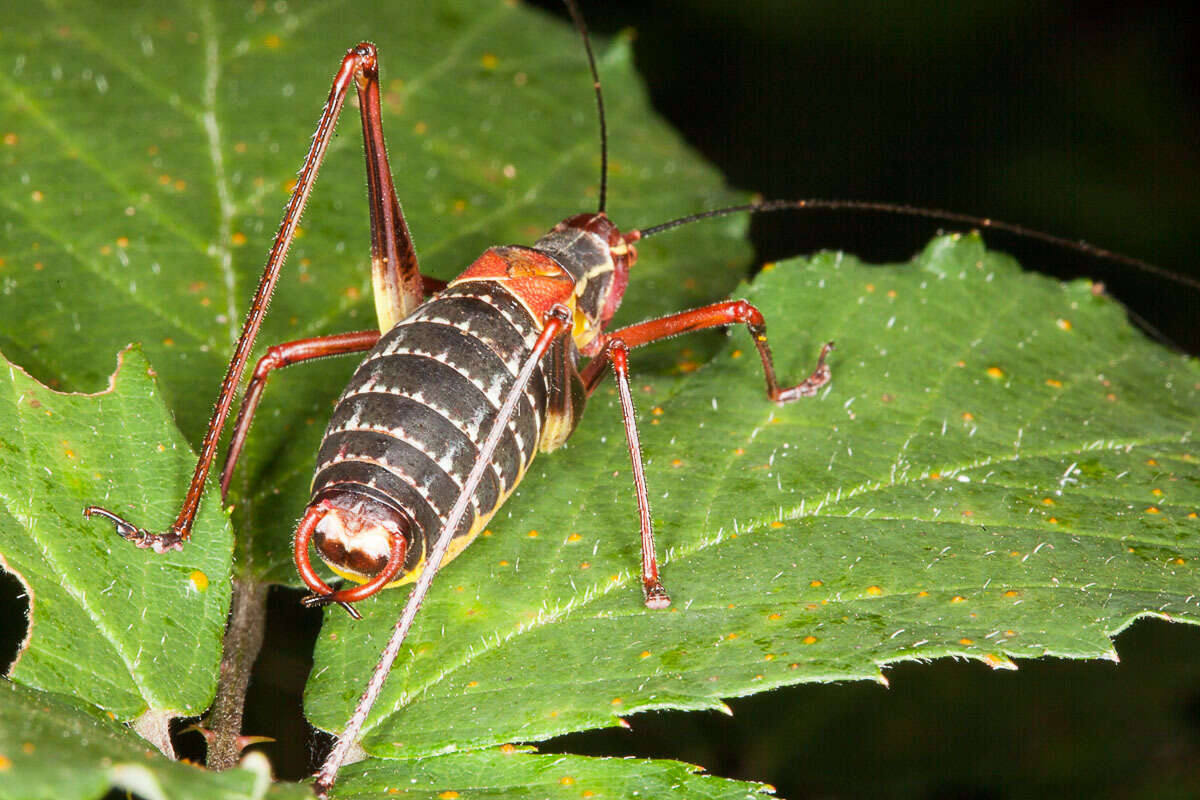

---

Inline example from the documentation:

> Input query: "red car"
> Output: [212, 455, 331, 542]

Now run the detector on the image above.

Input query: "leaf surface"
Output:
[0, 680, 292, 800]
[332, 748, 769, 800]
[305, 236, 1200, 756]
[0, 349, 232, 719]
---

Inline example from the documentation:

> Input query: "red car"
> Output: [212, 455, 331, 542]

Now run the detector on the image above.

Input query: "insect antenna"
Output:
[635, 198, 1200, 293]
[634, 198, 1200, 350]
[563, 0, 609, 213]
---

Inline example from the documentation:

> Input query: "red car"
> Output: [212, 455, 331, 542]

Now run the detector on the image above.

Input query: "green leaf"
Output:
[2, 677, 767, 800]
[0, 0, 748, 584]
[0, 679, 297, 800]
[0, 349, 232, 720]
[3, 2, 1199, 797]
[332, 748, 769, 800]
[305, 235, 1200, 757]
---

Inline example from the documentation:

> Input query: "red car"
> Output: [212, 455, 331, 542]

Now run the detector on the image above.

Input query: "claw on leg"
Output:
[83, 506, 186, 552]
[300, 592, 363, 620]
[643, 578, 671, 610]
[774, 340, 835, 404]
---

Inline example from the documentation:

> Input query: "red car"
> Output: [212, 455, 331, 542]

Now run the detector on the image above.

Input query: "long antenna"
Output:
[563, 0, 609, 213]
[634, 198, 1200, 293]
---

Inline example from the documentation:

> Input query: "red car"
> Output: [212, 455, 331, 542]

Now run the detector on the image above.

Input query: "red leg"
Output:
[86, 44, 424, 550]
[607, 340, 670, 608]
[357, 51, 424, 330]
[218, 331, 381, 500]
[581, 299, 833, 401]
[575, 302, 831, 607]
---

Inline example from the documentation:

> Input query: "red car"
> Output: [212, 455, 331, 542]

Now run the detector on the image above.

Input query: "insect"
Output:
[84, 20, 834, 607]
[80, 0, 839, 790]
[76, 1, 1198, 795]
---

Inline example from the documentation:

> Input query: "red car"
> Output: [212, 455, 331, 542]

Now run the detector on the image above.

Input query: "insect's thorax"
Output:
[533, 212, 637, 356]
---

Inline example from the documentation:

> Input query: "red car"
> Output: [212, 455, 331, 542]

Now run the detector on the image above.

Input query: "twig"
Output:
[205, 577, 268, 770]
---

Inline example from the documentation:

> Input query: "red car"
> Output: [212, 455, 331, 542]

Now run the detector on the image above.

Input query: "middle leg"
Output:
[606, 339, 671, 608]
[219, 330, 381, 499]
[581, 299, 832, 399]
[578, 300, 833, 607]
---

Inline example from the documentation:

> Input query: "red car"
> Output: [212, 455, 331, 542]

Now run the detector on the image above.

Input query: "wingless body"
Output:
[83, 5, 833, 793]
[296, 215, 638, 603]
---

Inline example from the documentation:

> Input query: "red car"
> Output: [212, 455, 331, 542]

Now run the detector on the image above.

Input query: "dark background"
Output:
[536, 0, 1200, 354]
[5, 2, 1199, 798]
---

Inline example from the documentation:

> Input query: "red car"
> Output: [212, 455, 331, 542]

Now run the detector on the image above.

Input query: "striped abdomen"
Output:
[308, 278, 555, 584]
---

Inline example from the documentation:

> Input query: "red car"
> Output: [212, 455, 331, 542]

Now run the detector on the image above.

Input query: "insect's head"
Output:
[535, 212, 638, 355]
[294, 487, 414, 617]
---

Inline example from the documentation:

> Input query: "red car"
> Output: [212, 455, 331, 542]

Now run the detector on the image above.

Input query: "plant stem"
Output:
[205, 577, 268, 770]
